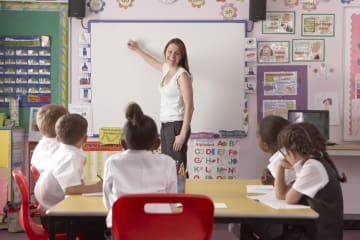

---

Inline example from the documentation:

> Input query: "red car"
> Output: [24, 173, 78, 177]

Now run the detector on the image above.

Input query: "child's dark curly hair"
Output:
[258, 115, 290, 153]
[277, 122, 346, 182]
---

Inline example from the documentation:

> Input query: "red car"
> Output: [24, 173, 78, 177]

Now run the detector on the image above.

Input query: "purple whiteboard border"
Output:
[257, 65, 308, 122]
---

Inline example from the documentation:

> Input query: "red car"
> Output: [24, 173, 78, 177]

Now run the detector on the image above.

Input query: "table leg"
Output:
[67, 221, 77, 240]
[48, 216, 56, 240]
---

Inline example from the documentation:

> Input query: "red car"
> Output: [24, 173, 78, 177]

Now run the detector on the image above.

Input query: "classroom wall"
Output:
[69, 1, 360, 213]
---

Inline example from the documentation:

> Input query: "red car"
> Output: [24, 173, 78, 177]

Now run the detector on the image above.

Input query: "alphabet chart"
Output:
[187, 138, 241, 179]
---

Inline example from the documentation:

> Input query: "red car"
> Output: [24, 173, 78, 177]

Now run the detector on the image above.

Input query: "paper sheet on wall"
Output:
[99, 127, 123, 145]
[263, 99, 296, 119]
[313, 92, 340, 125]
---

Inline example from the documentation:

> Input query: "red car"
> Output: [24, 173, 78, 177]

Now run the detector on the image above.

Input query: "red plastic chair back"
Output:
[30, 165, 40, 182]
[12, 168, 67, 240]
[112, 193, 214, 240]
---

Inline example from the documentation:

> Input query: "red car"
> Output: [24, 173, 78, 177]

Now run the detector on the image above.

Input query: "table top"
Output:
[46, 195, 106, 217]
[185, 179, 318, 219]
[47, 179, 318, 220]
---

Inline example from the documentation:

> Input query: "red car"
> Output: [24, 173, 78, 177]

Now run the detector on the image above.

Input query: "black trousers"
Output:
[160, 121, 191, 168]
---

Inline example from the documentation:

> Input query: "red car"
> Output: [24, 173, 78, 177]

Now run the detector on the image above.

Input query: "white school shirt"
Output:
[102, 149, 177, 228]
[159, 63, 191, 123]
[292, 159, 329, 198]
[34, 143, 86, 210]
[31, 137, 59, 173]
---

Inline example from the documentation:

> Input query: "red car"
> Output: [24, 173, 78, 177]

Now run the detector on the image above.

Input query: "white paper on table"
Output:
[247, 191, 310, 210]
[214, 203, 227, 208]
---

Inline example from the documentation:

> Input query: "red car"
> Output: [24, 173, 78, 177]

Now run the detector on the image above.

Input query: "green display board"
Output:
[0, 2, 68, 129]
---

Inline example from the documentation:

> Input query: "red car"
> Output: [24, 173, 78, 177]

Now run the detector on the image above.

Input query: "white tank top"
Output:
[159, 63, 191, 123]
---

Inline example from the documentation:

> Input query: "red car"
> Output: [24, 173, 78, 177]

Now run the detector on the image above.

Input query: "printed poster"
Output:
[292, 39, 325, 62]
[263, 72, 298, 96]
[263, 99, 296, 119]
[313, 92, 340, 125]
[187, 138, 241, 179]
[262, 12, 295, 34]
[302, 14, 335, 36]
[257, 41, 290, 63]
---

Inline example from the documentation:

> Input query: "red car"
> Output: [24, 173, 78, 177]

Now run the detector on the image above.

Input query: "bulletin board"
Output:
[89, 20, 247, 135]
[0, 2, 68, 129]
[257, 65, 308, 121]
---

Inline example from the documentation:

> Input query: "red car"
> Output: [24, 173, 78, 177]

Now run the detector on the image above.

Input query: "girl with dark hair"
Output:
[102, 102, 177, 231]
[257, 115, 294, 185]
[234, 115, 294, 240]
[275, 122, 346, 240]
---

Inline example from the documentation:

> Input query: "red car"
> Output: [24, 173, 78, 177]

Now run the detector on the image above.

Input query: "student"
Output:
[127, 38, 194, 192]
[274, 122, 346, 240]
[257, 115, 295, 185]
[35, 113, 102, 211]
[31, 104, 68, 174]
[102, 102, 177, 231]
[34, 113, 104, 239]
[232, 115, 294, 240]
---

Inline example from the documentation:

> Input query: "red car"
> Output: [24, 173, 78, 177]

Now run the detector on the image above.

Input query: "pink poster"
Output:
[349, 14, 360, 133]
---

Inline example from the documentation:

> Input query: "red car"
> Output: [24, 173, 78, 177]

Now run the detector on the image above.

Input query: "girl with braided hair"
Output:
[274, 122, 346, 240]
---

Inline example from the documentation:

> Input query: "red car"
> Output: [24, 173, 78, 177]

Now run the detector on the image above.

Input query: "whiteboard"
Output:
[89, 20, 247, 135]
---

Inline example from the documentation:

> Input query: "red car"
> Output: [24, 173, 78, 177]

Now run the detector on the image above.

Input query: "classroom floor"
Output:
[1, 224, 360, 240]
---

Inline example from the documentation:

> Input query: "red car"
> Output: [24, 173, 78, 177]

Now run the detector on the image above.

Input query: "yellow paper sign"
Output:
[99, 127, 123, 145]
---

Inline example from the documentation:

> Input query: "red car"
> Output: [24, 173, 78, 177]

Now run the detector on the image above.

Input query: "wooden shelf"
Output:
[327, 145, 360, 156]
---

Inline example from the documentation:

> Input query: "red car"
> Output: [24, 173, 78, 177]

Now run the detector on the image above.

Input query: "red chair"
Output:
[12, 168, 67, 240]
[112, 193, 214, 240]
[30, 165, 40, 182]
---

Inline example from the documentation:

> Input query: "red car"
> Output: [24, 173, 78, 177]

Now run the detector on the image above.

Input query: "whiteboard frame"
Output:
[89, 20, 248, 136]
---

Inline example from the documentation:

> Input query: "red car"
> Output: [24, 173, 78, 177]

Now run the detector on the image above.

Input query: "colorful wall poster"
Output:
[187, 138, 241, 179]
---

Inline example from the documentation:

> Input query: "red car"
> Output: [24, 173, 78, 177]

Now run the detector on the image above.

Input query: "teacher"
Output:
[128, 38, 194, 191]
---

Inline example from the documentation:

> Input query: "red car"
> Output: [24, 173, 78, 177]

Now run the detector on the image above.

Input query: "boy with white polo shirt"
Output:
[34, 114, 103, 238]
[31, 104, 68, 174]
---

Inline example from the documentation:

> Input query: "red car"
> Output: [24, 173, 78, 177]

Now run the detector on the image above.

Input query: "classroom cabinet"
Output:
[0, 127, 25, 208]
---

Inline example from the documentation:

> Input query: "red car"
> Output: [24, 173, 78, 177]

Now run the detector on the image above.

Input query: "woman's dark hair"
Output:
[123, 102, 158, 150]
[163, 38, 190, 73]
[278, 122, 346, 182]
[258, 115, 290, 153]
